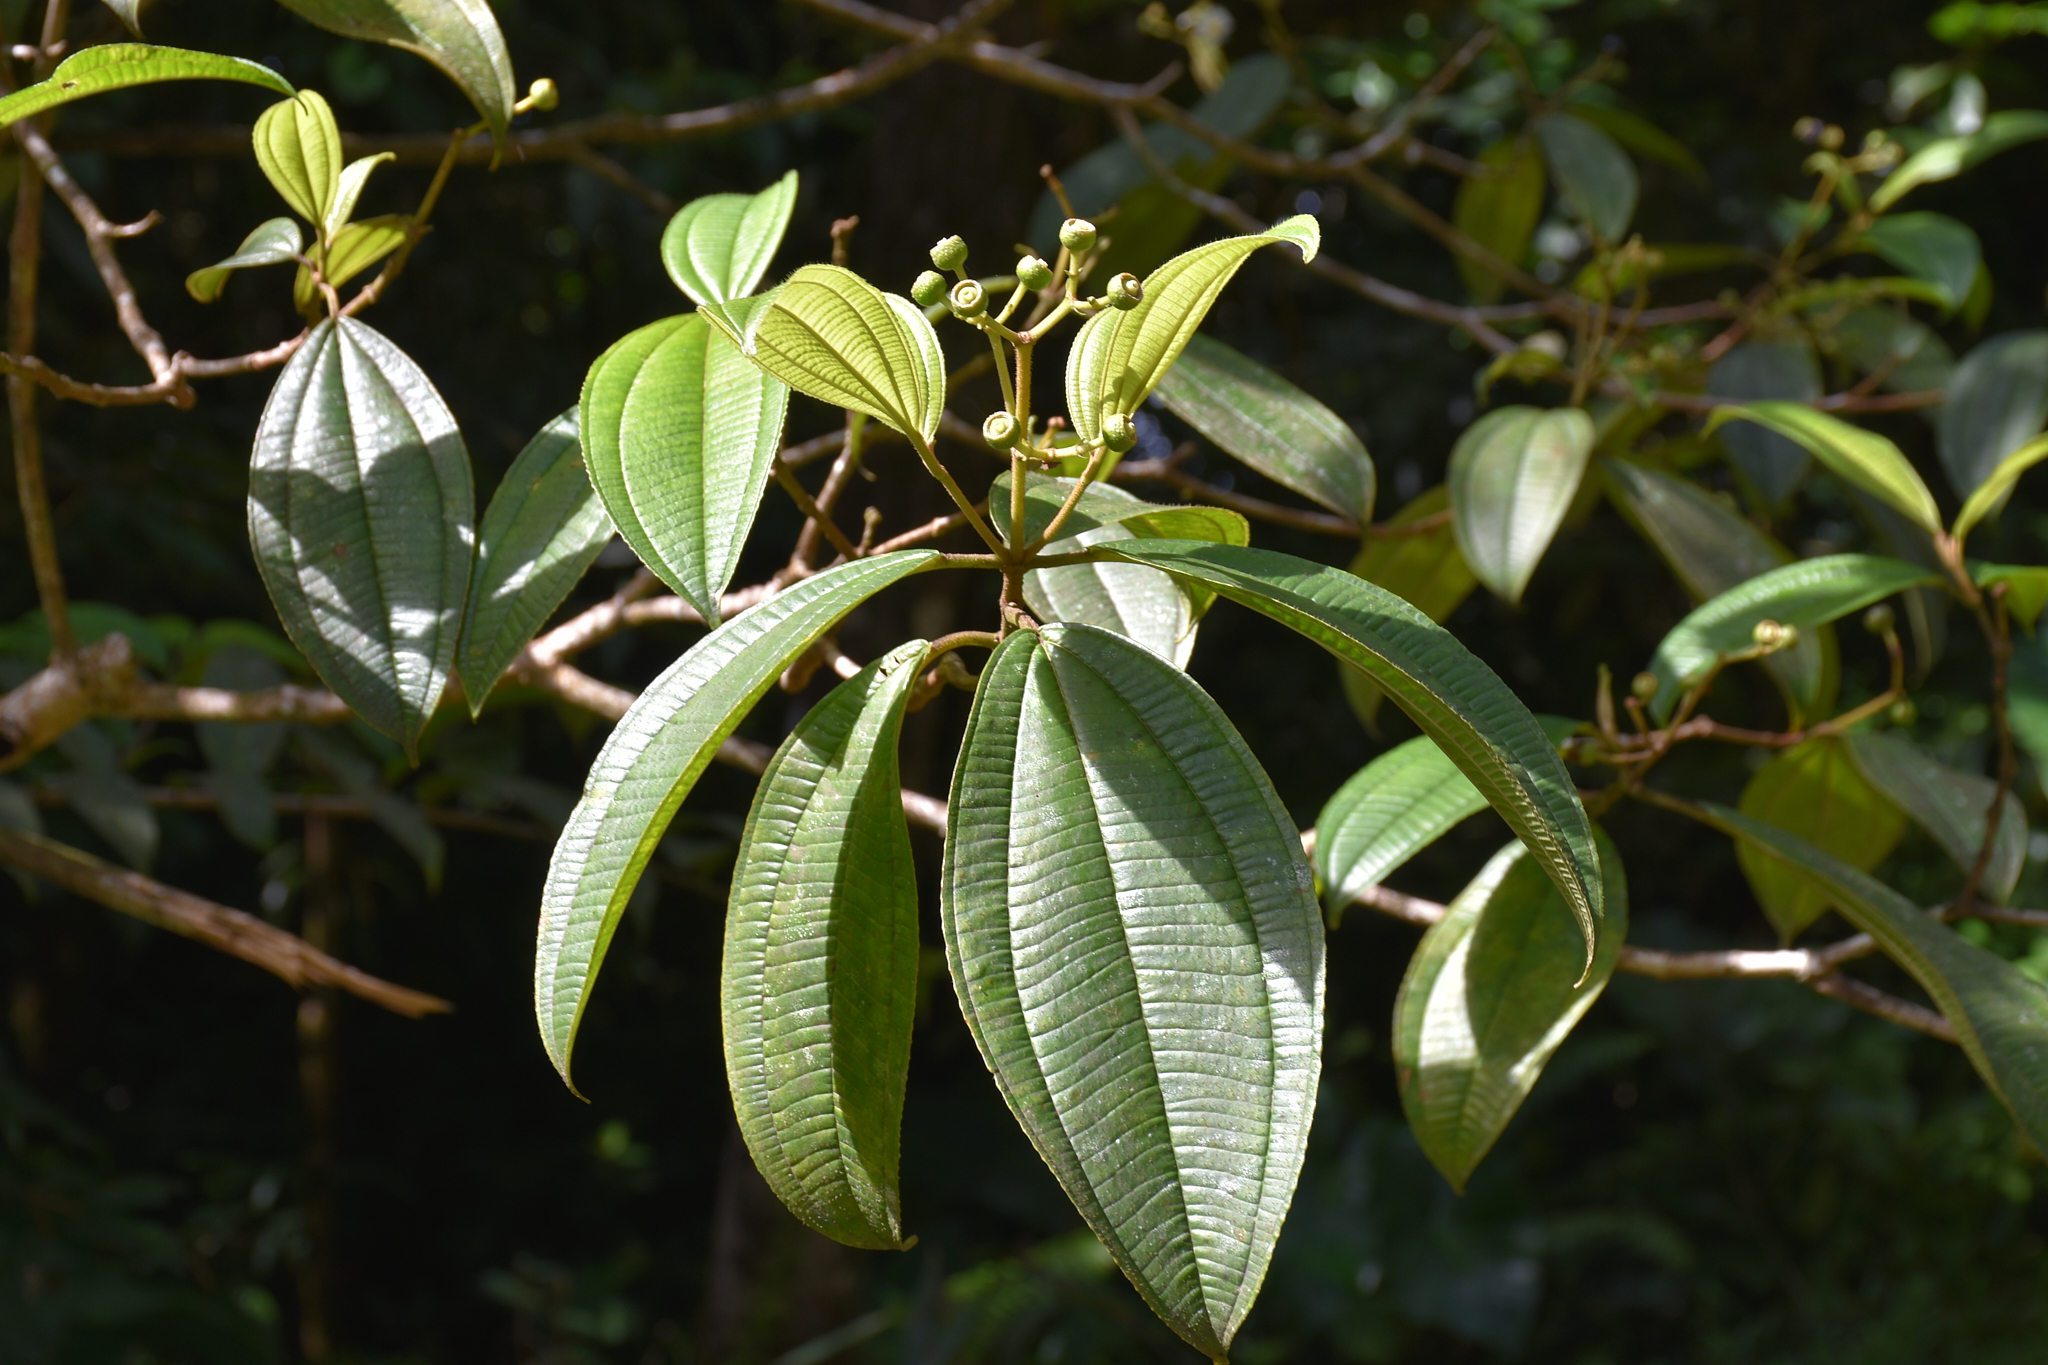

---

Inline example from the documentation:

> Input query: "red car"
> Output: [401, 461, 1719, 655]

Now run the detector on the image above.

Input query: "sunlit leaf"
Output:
[535, 551, 939, 1089]
[1703, 403, 1941, 531]
[248, 318, 474, 758]
[458, 408, 614, 712]
[1975, 561, 2048, 632]
[1869, 109, 2048, 212]
[1447, 406, 1594, 606]
[1940, 331, 2048, 503]
[942, 621, 1322, 1359]
[1340, 486, 1478, 731]
[293, 214, 408, 312]
[725, 640, 926, 1251]
[1705, 341, 1822, 508]
[1065, 216, 1319, 445]
[275, 0, 517, 147]
[1954, 434, 2048, 544]
[661, 171, 799, 306]
[1536, 113, 1637, 242]
[1154, 333, 1375, 525]
[185, 217, 302, 304]
[254, 90, 344, 228]
[1848, 729, 2026, 904]
[1855, 211, 1982, 310]
[0, 43, 293, 131]
[1394, 829, 1629, 1192]
[1736, 738, 1907, 940]
[325, 151, 394, 241]
[1452, 137, 1546, 305]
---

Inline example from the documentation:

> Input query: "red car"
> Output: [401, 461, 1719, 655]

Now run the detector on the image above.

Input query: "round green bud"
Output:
[1059, 218, 1098, 253]
[1106, 272, 1143, 310]
[1017, 254, 1054, 291]
[930, 235, 970, 273]
[947, 278, 987, 318]
[1862, 602, 1895, 635]
[1889, 698, 1918, 727]
[1102, 412, 1138, 452]
[1629, 671, 1660, 702]
[911, 270, 949, 307]
[982, 411, 1022, 450]
[527, 78, 560, 111]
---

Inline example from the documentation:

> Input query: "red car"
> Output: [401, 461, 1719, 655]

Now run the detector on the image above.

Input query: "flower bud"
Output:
[911, 270, 949, 307]
[1630, 671, 1660, 702]
[1752, 619, 1796, 650]
[930, 235, 970, 273]
[948, 278, 987, 319]
[1102, 412, 1138, 452]
[1793, 116, 1824, 143]
[1059, 218, 1098, 253]
[1862, 602, 1895, 636]
[1106, 272, 1143, 310]
[1889, 698, 1917, 726]
[527, 78, 560, 111]
[1017, 254, 1054, 291]
[1818, 124, 1845, 151]
[982, 411, 1022, 450]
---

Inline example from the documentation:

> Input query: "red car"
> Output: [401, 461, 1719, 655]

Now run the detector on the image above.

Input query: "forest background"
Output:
[4, 0, 2047, 1363]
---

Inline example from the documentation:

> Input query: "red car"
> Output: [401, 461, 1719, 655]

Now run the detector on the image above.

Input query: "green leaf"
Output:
[1098, 539, 1604, 958]
[1645, 554, 1942, 721]
[1848, 729, 2026, 903]
[1340, 486, 1478, 732]
[703, 265, 944, 444]
[1452, 137, 1546, 305]
[0, 43, 293, 131]
[52, 727, 157, 872]
[300, 214, 407, 307]
[1703, 403, 1941, 532]
[185, 217, 303, 304]
[1704, 342, 1822, 507]
[1954, 434, 2048, 543]
[458, 408, 614, 713]
[247, 318, 475, 758]
[274, 0, 517, 148]
[1975, 561, 2048, 632]
[725, 639, 927, 1251]
[254, 91, 345, 228]
[1701, 802, 2048, 1154]
[1394, 828, 1629, 1193]
[661, 171, 799, 307]
[197, 646, 288, 850]
[1602, 458, 1837, 725]
[1855, 211, 1982, 310]
[1869, 109, 2048, 212]
[535, 551, 938, 1088]
[326, 151, 394, 241]
[1565, 103, 1708, 182]
[579, 313, 788, 622]
[1314, 716, 1582, 912]
[988, 470, 1161, 547]
[941, 621, 1322, 1359]
[295, 726, 445, 887]
[1833, 303, 1955, 397]
[1064, 216, 1320, 446]
[1153, 333, 1375, 526]
[1939, 331, 2048, 503]
[1447, 406, 1594, 606]
[1736, 738, 1907, 940]
[1536, 113, 1637, 243]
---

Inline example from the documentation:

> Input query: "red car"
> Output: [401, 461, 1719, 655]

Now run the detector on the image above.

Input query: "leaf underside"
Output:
[0, 43, 293, 131]
[662, 171, 800, 306]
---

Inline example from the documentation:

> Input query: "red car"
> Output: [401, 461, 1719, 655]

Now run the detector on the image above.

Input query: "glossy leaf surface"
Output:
[186, 217, 302, 303]
[254, 91, 344, 228]
[1848, 730, 2026, 904]
[1703, 804, 2048, 1153]
[1536, 113, 1637, 242]
[0, 44, 293, 130]
[725, 641, 926, 1251]
[1452, 137, 1545, 304]
[1394, 829, 1628, 1192]
[581, 312, 788, 621]
[248, 318, 473, 756]
[1341, 486, 1477, 730]
[1446, 406, 1594, 605]
[1857, 211, 1982, 310]
[1101, 539, 1603, 955]
[1706, 341, 1822, 507]
[1939, 331, 2048, 502]
[1704, 403, 1941, 531]
[458, 408, 613, 712]
[275, 0, 517, 146]
[942, 622, 1323, 1359]
[1065, 216, 1319, 444]
[536, 551, 938, 1088]
[1646, 554, 1940, 721]
[661, 172, 799, 306]
[703, 266, 943, 443]
[1736, 738, 1907, 940]
[1153, 333, 1375, 525]
[1955, 434, 2048, 543]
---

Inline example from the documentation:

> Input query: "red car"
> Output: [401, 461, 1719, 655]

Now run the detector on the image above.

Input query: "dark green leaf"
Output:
[459, 408, 614, 712]
[198, 645, 288, 850]
[1832, 304, 1955, 397]
[941, 622, 1322, 1359]
[1857, 212, 1982, 311]
[725, 640, 927, 1251]
[1705, 341, 1821, 507]
[535, 551, 939, 1089]
[274, 0, 516, 147]
[1736, 738, 1907, 939]
[1153, 333, 1375, 525]
[1704, 404, 1941, 531]
[661, 171, 799, 306]
[1341, 485, 1478, 732]
[1702, 803, 2048, 1153]
[1939, 331, 2048, 501]
[1452, 137, 1545, 304]
[295, 727, 443, 887]
[1565, 104, 1707, 182]
[185, 217, 303, 304]
[1447, 406, 1594, 605]
[1536, 113, 1637, 242]
[1098, 539, 1604, 957]
[0, 44, 293, 131]
[580, 312, 787, 621]
[51, 728, 157, 872]
[1394, 828, 1629, 1192]
[1646, 554, 1941, 721]
[248, 318, 475, 758]
[1848, 729, 2026, 903]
